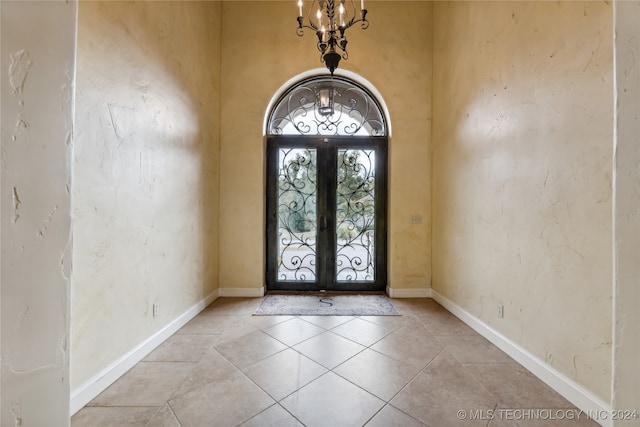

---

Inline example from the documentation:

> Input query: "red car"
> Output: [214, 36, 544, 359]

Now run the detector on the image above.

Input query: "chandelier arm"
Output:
[342, 13, 367, 31]
[360, 17, 369, 29]
[297, 23, 322, 36]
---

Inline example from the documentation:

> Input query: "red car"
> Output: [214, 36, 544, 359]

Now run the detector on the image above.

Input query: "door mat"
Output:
[253, 294, 400, 316]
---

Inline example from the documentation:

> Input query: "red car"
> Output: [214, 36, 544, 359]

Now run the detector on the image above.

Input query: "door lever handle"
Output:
[319, 215, 328, 231]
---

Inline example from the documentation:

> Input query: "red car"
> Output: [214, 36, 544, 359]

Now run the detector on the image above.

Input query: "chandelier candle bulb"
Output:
[298, 0, 303, 17]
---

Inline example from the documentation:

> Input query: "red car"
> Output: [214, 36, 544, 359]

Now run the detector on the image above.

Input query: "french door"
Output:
[266, 135, 387, 292]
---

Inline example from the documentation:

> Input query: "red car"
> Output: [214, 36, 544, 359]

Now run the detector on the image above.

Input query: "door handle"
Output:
[319, 215, 328, 232]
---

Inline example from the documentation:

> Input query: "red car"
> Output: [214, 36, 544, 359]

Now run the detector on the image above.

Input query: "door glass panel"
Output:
[336, 149, 375, 282]
[277, 148, 317, 281]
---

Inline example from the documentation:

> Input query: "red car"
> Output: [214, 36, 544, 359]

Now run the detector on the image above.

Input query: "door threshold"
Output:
[265, 290, 388, 297]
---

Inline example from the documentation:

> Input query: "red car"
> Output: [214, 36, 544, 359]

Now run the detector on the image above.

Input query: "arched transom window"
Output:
[267, 76, 387, 137]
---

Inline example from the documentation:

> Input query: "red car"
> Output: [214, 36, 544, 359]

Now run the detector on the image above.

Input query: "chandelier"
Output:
[296, 0, 369, 75]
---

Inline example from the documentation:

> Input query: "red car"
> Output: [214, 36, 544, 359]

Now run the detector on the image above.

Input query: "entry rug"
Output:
[253, 294, 400, 316]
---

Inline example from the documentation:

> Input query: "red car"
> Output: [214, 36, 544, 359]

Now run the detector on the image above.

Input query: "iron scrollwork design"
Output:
[277, 148, 318, 281]
[336, 149, 375, 281]
[269, 77, 385, 136]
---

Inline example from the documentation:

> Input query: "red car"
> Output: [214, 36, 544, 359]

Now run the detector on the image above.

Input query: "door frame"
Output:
[265, 134, 387, 292]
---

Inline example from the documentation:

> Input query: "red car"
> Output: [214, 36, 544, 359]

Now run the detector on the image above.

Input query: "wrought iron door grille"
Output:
[276, 148, 318, 281]
[336, 149, 376, 281]
[268, 76, 386, 137]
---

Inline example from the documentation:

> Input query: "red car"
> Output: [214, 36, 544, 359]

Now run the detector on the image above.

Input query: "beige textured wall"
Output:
[219, 1, 432, 292]
[71, 1, 221, 390]
[613, 1, 640, 422]
[432, 1, 613, 401]
[1, 1, 76, 424]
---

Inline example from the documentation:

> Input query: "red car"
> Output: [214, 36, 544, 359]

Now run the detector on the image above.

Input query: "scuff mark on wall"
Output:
[583, 31, 603, 72]
[37, 206, 59, 239]
[6, 363, 61, 375]
[9, 50, 32, 94]
[106, 103, 135, 146]
[545, 351, 554, 364]
[61, 258, 70, 281]
[61, 82, 72, 105]
[61, 236, 72, 281]
[9, 403, 22, 427]
[12, 116, 29, 141]
[12, 187, 21, 223]
[17, 307, 30, 332]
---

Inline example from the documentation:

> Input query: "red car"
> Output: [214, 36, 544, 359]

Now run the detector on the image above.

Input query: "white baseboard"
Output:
[219, 286, 265, 297]
[387, 286, 432, 298]
[430, 289, 612, 427]
[70, 289, 220, 416]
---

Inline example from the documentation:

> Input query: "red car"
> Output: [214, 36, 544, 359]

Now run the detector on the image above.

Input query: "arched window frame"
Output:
[266, 75, 388, 137]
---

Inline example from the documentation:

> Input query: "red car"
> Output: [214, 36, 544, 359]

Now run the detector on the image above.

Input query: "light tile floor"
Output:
[72, 297, 599, 427]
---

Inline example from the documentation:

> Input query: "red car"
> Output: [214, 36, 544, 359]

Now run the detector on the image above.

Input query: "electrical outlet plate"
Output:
[410, 214, 423, 224]
[497, 304, 504, 318]
[153, 303, 159, 317]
